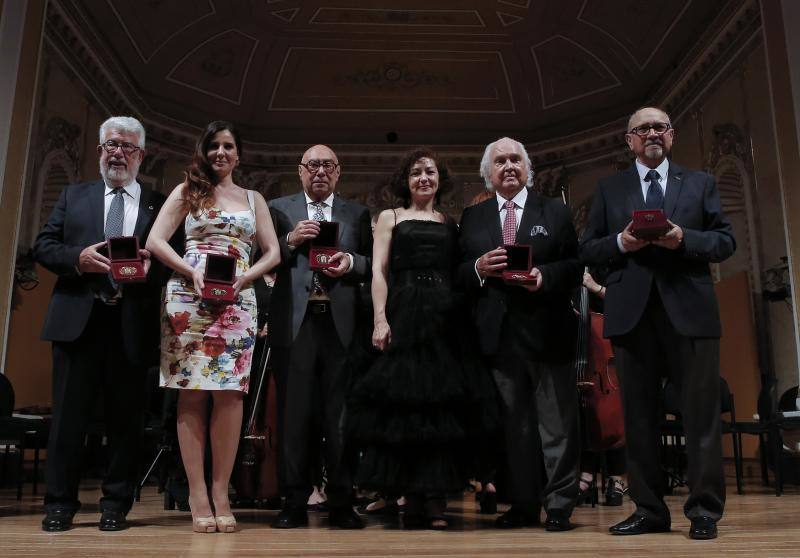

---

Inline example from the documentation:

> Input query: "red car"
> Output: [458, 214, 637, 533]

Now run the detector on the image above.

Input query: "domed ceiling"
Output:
[59, 0, 731, 145]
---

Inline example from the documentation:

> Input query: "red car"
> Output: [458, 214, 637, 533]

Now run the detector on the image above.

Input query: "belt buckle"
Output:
[311, 301, 328, 314]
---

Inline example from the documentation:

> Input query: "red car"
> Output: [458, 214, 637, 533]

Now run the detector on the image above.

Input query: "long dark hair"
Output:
[390, 147, 451, 209]
[182, 120, 243, 214]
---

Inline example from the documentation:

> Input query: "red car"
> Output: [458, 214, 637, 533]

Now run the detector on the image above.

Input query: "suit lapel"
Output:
[664, 162, 684, 219]
[516, 189, 542, 244]
[133, 187, 155, 238]
[331, 195, 347, 241]
[624, 166, 645, 212]
[290, 192, 309, 227]
[89, 180, 106, 241]
[484, 198, 502, 247]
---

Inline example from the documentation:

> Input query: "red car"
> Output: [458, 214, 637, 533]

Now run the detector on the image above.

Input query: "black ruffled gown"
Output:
[349, 219, 496, 496]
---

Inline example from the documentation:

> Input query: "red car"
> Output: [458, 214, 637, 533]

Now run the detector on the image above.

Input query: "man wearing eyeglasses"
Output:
[268, 145, 372, 529]
[34, 116, 167, 532]
[580, 107, 735, 539]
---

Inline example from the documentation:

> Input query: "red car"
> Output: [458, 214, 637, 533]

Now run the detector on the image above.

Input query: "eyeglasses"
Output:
[300, 160, 339, 174]
[628, 123, 672, 137]
[100, 140, 141, 155]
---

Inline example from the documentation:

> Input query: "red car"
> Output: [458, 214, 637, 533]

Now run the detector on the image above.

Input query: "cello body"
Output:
[575, 282, 625, 452]
[579, 309, 625, 451]
[232, 341, 280, 505]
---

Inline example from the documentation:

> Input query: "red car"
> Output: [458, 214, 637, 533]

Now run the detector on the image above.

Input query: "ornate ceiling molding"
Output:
[41, 0, 761, 175]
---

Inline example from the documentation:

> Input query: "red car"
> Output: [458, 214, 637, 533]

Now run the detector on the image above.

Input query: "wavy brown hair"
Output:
[182, 120, 243, 214]
[390, 147, 451, 209]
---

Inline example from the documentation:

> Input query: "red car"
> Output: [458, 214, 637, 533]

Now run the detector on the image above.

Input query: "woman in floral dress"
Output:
[147, 121, 279, 532]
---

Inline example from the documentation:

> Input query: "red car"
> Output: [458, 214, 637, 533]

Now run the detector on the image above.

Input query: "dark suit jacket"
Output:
[34, 180, 166, 365]
[579, 162, 735, 339]
[457, 189, 582, 360]
[268, 192, 372, 349]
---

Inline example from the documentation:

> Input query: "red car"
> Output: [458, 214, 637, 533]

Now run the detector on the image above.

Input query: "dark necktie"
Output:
[645, 169, 664, 209]
[105, 188, 125, 239]
[310, 202, 327, 296]
[102, 188, 125, 297]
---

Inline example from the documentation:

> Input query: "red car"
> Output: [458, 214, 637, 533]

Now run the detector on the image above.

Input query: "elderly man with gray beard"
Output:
[34, 116, 166, 532]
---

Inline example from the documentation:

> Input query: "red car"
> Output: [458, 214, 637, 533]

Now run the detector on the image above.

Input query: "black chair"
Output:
[659, 377, 741, 493]
[773, 385, 800, 495]
[730, 376, 780, 495]
[0, 374, 49, 499]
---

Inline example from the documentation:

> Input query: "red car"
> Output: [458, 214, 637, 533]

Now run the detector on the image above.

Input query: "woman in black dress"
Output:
[349, 148, 495, 529]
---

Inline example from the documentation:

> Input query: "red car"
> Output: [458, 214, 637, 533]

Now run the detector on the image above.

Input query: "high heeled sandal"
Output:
[215, 515, 237, 533]
[577, 478, 598, 507]
[603, 478, 626, 507]
[192, 515, 217, 533]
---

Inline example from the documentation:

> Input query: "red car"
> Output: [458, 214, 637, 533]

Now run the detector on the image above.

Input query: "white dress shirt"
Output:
[304, 191, 334, 221]
[496, 187, 527, 233]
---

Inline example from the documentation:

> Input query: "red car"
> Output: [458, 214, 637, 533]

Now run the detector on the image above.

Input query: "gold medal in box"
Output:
[107, 236, 146, 282]
[202, 254, 237, 303]
[502, 244, 535, 284]
[309, 221, 340, 270]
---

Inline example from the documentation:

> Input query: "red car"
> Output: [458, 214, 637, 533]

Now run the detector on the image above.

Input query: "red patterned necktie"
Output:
[502, 199, 517, 245]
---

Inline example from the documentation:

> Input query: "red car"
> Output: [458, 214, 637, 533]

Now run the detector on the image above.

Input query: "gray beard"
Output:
[645, 144, 665, 160]
[100, 162, 134, 187]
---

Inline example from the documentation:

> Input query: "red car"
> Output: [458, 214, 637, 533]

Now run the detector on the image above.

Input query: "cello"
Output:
[559, 187, 624, 451]
[232, 280, 280, 507]
[574, 271, 625, 451]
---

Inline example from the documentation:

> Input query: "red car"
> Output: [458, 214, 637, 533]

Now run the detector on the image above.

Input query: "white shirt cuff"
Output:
[345, 253, 354, 273]
[616, 233, 627, 254]
[474, 259, 486, 287]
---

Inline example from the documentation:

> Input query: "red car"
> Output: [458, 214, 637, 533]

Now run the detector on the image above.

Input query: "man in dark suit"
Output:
[268, 144, 372, 529]
[580, 107, 735, 540]
[34, 116, 165, 532]
[458, 137, 582, 531]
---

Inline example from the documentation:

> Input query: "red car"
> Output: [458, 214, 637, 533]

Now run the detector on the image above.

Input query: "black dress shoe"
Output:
[544, 511, 573, 532]
[328, 506, 364, 529]
[42, 510, 75, 532]
[689, 517, 718, 540]
[609, 513, 670, 535]
[272, 505, 309, 529]
[99, 510, 128, 531]
[495, 507, 540, 528]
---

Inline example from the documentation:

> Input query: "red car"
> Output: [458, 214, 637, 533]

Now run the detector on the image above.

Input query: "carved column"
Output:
[0, 0, 47, 369]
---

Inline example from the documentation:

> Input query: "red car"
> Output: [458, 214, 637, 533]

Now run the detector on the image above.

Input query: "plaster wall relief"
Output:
[237, 168, 283, 201]
[28, 117, 82, 249]
[138, 143, 180, 195]
[704, 123, 760, 288]
[533, 165, 568, 200]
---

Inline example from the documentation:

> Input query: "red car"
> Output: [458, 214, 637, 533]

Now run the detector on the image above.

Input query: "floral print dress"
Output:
[160, 192, 257, 392]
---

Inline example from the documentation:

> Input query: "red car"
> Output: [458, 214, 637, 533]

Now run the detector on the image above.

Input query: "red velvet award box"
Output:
[631, 209, 670, 240]
[107, 236, 145, 282]
[309, 221, 340, 270]
[202, 254, 237, 303]
[502, 244, 535, 283]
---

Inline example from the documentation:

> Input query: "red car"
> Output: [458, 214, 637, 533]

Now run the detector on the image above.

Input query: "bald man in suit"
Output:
[268, 145, 372, 529]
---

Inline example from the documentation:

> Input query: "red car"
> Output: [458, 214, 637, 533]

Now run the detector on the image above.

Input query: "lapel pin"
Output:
[148, 205, 154, 210]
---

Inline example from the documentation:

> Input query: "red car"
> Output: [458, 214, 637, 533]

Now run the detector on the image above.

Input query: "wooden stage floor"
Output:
[1, 477, 798, 557]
